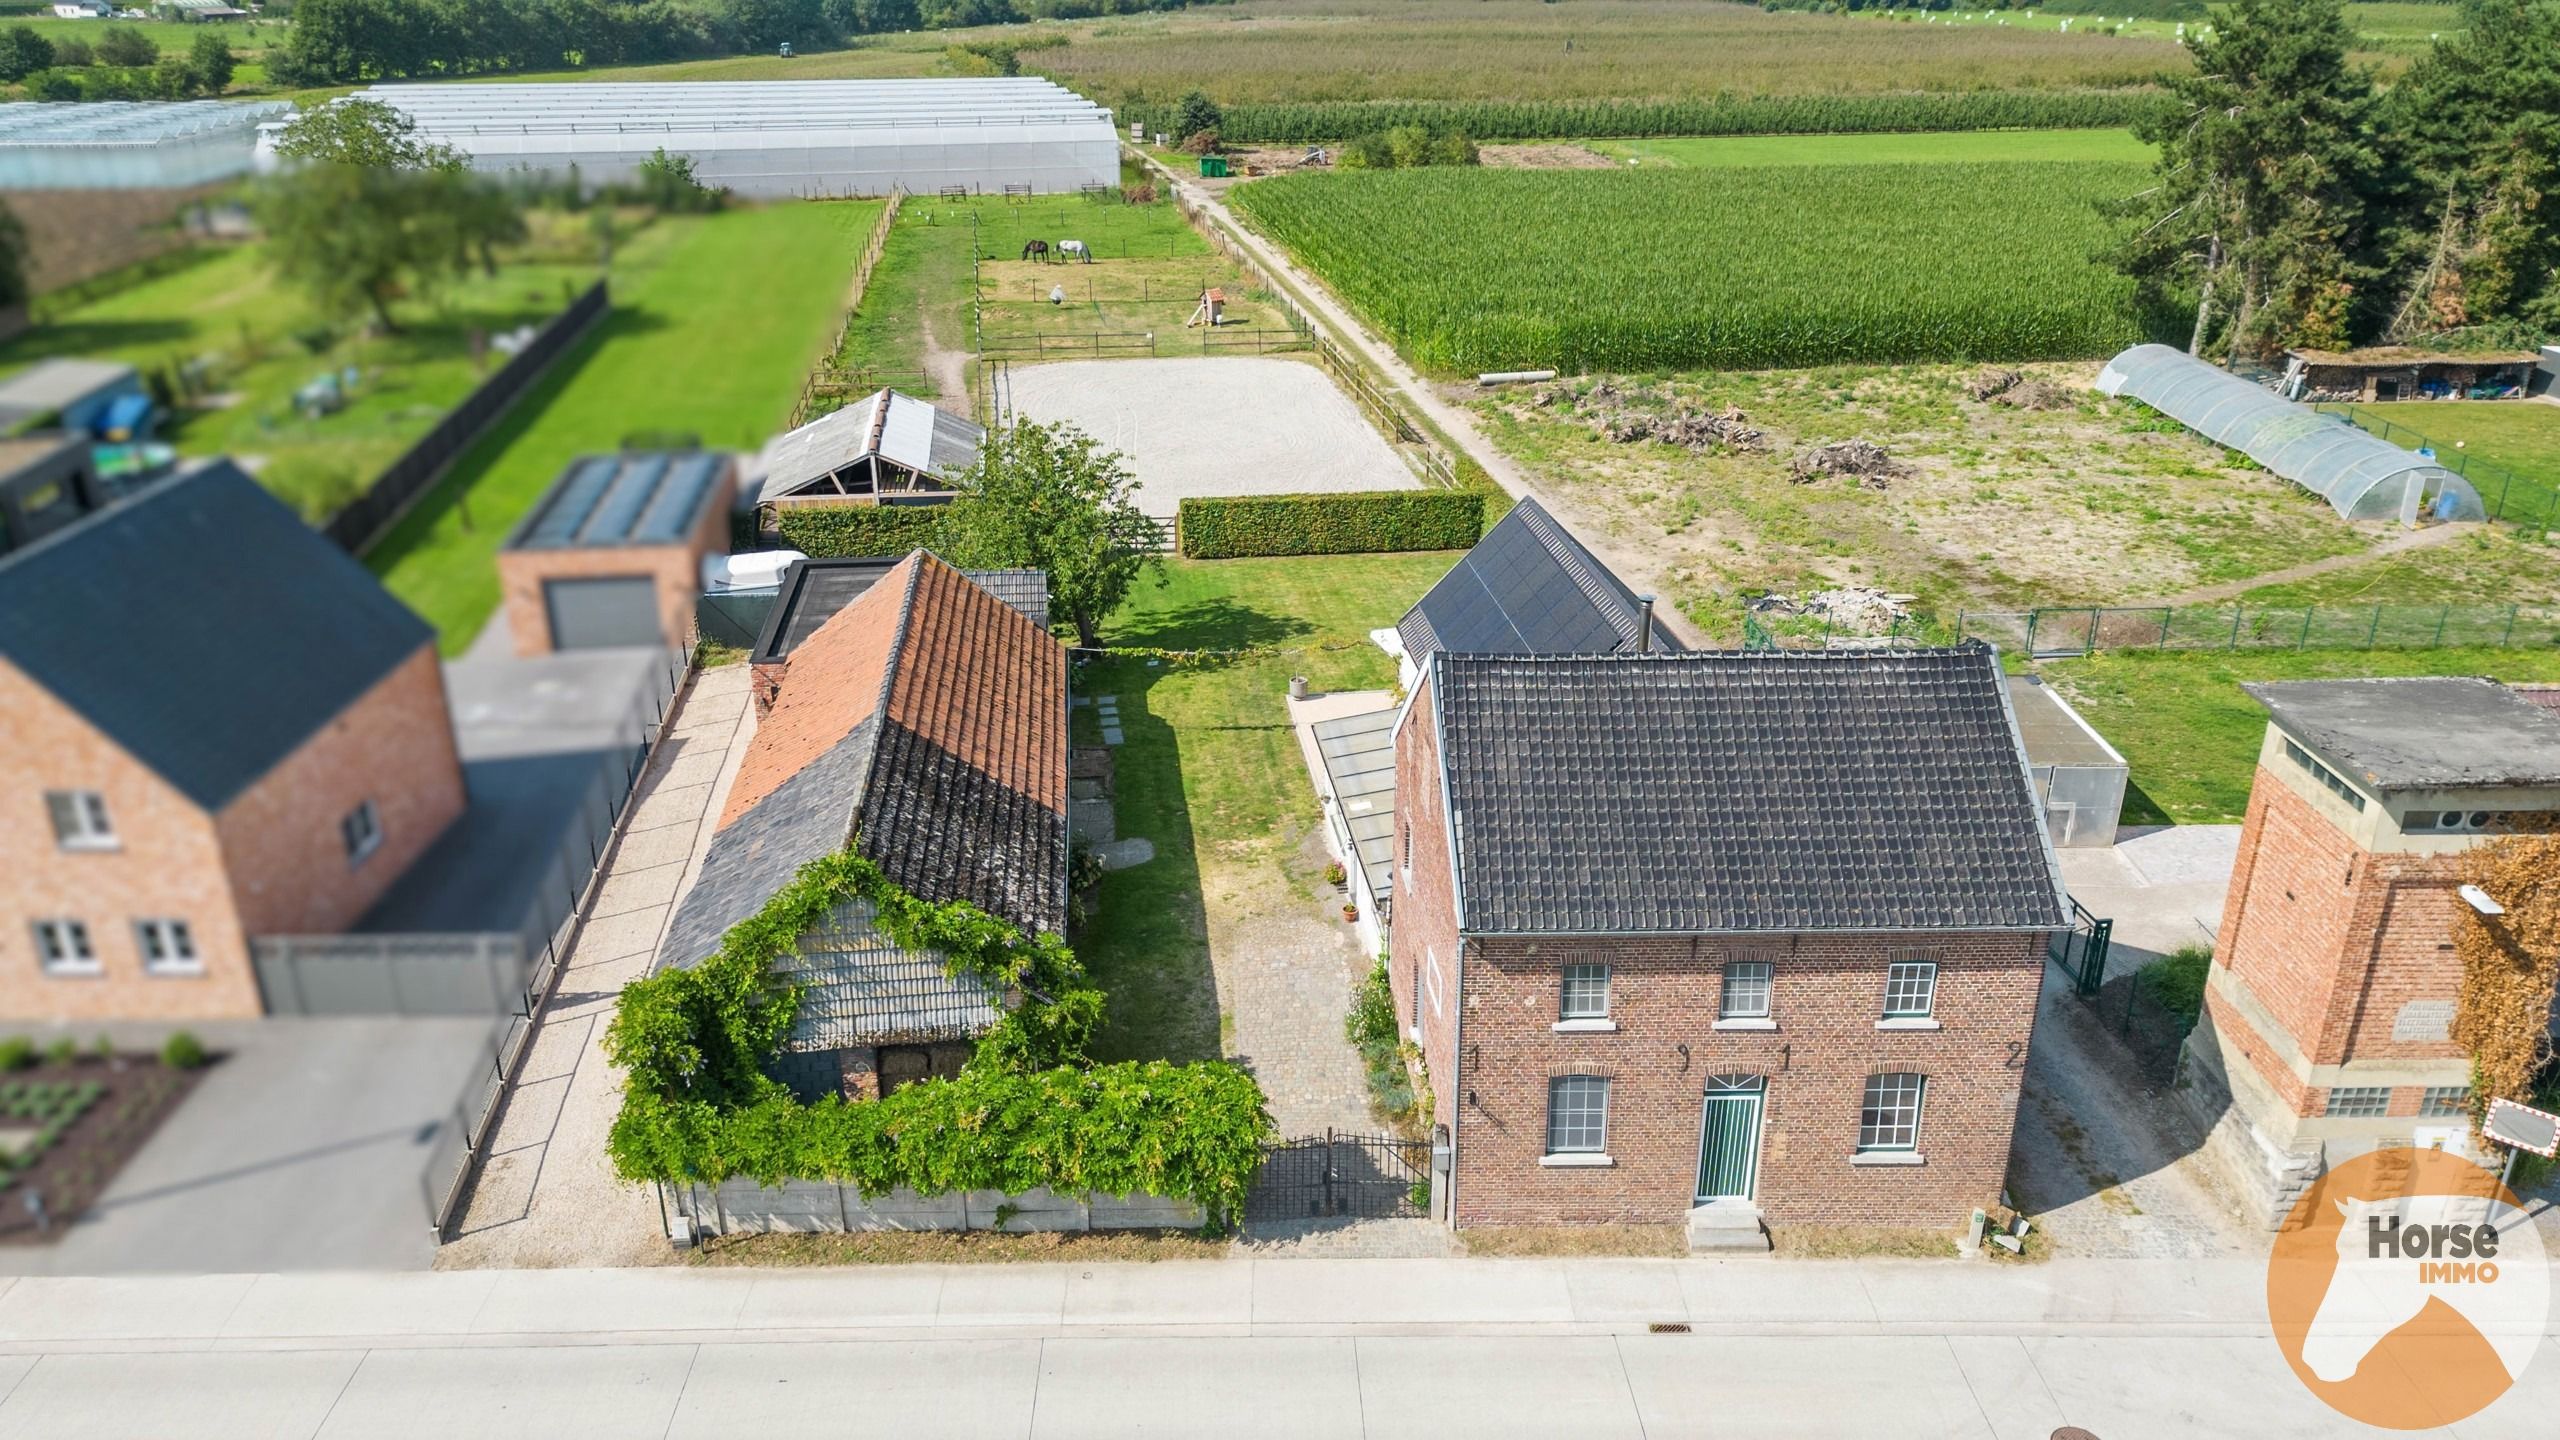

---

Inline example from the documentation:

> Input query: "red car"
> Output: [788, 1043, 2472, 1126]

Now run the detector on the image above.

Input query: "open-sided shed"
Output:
[754, 389, 981, 511]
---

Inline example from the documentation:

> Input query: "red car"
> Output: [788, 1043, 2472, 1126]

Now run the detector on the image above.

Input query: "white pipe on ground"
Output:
[1476, 370, 1557, 387]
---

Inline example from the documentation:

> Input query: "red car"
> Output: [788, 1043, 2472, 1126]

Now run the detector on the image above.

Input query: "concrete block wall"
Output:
[687, 1180, 1203, 1235]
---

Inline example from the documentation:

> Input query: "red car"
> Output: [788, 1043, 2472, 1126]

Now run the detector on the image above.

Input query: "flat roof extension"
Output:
[2245, 677, 2560, 791]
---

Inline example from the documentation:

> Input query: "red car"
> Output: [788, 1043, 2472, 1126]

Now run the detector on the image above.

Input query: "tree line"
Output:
[2118, 0, 2560, 357]
[0, 25, 235, 100]
[270, 0, 1232, 84]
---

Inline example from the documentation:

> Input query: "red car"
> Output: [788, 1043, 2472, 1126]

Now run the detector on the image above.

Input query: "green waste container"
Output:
[1198, 156, 1230, 178]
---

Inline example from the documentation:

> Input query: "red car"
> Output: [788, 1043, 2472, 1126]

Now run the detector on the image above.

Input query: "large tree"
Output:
[270, 97, 458, 170]
[0, 26, 54, 83]
[2381, 0, 2560, 337]
[257, 163, 456, 334]
[935, 420, 1162, 648]
[2111, 0, 2383, 359]
[0, 199, 29, 314]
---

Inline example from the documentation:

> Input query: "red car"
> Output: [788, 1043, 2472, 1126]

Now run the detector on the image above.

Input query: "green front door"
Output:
[1696, 1079, 1763, 1202]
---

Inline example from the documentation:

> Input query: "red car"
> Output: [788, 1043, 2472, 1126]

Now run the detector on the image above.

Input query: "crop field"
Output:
[1589, 128, 2152, 169]
[1232, 162, 2149, 373]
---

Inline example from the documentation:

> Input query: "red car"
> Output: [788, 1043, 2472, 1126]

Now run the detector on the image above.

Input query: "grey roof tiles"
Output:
[1398, 498, 1678, 663]
[1429, 644, 2068, 936]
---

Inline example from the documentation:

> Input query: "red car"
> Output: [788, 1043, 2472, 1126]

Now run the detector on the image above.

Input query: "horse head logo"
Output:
[2271, 1150, 2548, 1428]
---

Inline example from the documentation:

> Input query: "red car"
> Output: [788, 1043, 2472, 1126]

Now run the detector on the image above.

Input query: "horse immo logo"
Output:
[2268, 1148, 2549, 1430]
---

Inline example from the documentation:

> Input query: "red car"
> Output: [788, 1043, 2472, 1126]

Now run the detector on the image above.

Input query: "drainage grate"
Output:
[1646, 1322, 1692, 1334]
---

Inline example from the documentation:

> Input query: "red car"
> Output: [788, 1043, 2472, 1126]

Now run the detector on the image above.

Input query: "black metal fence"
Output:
[320, 280, 610, 554]
[1245, 1129, 1430, 1222]
[2045, 898, 2114, 999]
[413, 643, 692, 1238]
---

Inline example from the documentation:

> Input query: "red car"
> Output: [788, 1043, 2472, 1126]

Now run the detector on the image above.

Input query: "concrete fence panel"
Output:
[677, 1179, 1203, 1236]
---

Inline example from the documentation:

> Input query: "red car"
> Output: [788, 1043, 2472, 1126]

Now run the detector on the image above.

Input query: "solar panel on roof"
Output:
[524, 457, 620, 548]
[579, 452, 666, 544]
[633, 453, 718, 544]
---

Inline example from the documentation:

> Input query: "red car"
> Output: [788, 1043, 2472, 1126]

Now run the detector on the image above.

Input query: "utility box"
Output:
[1198, 155, 1229, 178]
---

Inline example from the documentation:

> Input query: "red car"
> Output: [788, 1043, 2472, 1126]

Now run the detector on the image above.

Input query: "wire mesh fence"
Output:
[1955, 603, 2560, 657]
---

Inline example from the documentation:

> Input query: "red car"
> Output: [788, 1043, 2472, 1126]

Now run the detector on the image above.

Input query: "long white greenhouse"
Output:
[326, 79, 1122, 199]
[0, 101, 289, 190]
[2097, 343, 2486, 524]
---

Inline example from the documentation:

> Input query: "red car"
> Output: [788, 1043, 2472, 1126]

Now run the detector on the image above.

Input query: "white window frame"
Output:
[1856, 1072, 1926, 1154]
[1882, 957, 1939, 1020]
[33, 918, 99, 977]
[1558, 962, 1611, 1021]
[341, 799, 383, 866]
[46, 789, 117, 851]
[1720, 957, 1773, 1019]
[1544, 1074, 1610, 1159]
[135, 918, 202, 978]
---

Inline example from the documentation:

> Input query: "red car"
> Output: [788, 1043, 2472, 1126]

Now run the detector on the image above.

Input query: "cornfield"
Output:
[1230, 162, 2150, 373]
[1125, 91, 2175, 144]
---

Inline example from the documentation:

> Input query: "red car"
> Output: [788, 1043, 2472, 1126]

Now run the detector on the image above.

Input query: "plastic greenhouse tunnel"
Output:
[2096, 344, 2486, 524]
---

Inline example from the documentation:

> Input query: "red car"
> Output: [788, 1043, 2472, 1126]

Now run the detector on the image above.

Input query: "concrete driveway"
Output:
[0, 1018, 494, 1275]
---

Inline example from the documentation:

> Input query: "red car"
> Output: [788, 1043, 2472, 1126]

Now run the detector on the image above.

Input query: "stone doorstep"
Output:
[1688, 1201, 1773, 1254]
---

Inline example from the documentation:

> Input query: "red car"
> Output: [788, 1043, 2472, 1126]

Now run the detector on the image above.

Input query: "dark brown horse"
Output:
[1020, 239, 1050, 262]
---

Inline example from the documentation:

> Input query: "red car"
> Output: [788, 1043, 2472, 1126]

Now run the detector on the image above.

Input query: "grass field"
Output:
[367, 202, 872, 649]
[1072, 552, 1458, 1063]
[2233, 528, 2560, 607]
[4, 15, 288, 87]
[0, 229, 613, 521]
[1589, 128, 2151, 168]
[1233, 161, 2148, 373]
[2039, 646, 2560, 824]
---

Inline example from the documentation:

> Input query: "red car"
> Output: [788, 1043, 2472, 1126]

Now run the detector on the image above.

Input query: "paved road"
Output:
[1, 1259, 2554, 1437]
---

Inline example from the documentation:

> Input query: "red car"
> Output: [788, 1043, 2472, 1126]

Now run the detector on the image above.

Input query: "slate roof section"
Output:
[2244, 677, 2560, 791]
[1428, 644, 2067, 936]
[0, 461, 433, 811]
[658, 551, 1068, 1050]
[506, 451, 726, 550]
[749, 556, 1047, 665]
[1398, 498, 1679, 662]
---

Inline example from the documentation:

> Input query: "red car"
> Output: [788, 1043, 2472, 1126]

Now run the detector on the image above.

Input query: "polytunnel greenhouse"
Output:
[2096, 344, 2485, 523]
[330, 79, 1122, 200]
[0, 101, 288, 190]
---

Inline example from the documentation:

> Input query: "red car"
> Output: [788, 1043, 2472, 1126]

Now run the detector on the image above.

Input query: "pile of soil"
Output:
[1789, 439, 1904, 487]
[1747, 586, 1915, 634]
[1968, 367, 2074, 411]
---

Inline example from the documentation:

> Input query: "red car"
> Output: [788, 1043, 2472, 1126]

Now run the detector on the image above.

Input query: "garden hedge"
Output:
[773, 504, 947, 559]
[1178, 490, 1484, 559]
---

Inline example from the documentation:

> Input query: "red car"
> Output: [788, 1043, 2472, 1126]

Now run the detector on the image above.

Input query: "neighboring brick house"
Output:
[2182, 677, 2560, 1224]
[656, 550, 1067, 1097]
[1389, 644, 2068, 1244]
[496, 450, 736, 656]
[745, 555, 1047, 717]
[1391, 496, 1678, 689]
[0, 463, 467, 1021]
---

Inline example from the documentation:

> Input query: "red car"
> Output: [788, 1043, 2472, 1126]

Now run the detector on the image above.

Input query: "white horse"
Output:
[1057, 239, 1091, 264]
[2299, 1193, 2547, 1385]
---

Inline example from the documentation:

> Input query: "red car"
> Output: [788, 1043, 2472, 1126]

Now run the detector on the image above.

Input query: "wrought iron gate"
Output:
[2046, 896, 2114, 998]
[1245, 1129, 1430, 1222]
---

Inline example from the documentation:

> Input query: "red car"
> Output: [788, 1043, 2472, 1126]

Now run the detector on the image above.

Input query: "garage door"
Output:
[543, 575, 662, 650]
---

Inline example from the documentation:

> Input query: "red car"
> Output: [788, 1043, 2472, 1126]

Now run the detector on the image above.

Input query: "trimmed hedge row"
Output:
[1178, 491, 1484, 559]
[1127, 90, 2176, 144]
[773, 504, 946, 558]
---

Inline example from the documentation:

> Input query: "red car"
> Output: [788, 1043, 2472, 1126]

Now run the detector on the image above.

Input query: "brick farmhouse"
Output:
[1389, 644, 2069, 1244]
[656, 550, 1065, 1098]
[0, 463, 465, 1021]
[2181, 677, 2560, 1223]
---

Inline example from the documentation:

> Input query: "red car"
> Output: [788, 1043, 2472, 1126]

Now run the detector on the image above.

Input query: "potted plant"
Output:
[1324, 861, 1347, 889]
[1341, 902, 1358, 923]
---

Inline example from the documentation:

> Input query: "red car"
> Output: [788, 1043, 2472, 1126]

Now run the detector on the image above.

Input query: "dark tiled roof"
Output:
[659, 552, 1068, 1047]
[505, 451, 727, 550]
[1398, 498, 1678, 662]
[1429, 644, 2066, 936]
[2244, 677, 2560, 790]
[0, 462, 433, 811]
[749, 556, 1047, 664]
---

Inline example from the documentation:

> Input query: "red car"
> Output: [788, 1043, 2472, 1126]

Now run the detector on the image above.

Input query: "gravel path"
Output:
[1215, 829, 1380, 1139]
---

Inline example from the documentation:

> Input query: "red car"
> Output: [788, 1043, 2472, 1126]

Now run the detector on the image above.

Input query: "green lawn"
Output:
[1590, 129, 2151, 169]
[2234, 527, 2560, 607]
[2038, 646, 2560, 825]
[2317, 400, 2560, 530]
[1071, 552, 1458, 1063]
[0, 239, 606, 521]
[368, 202, 875, 648]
